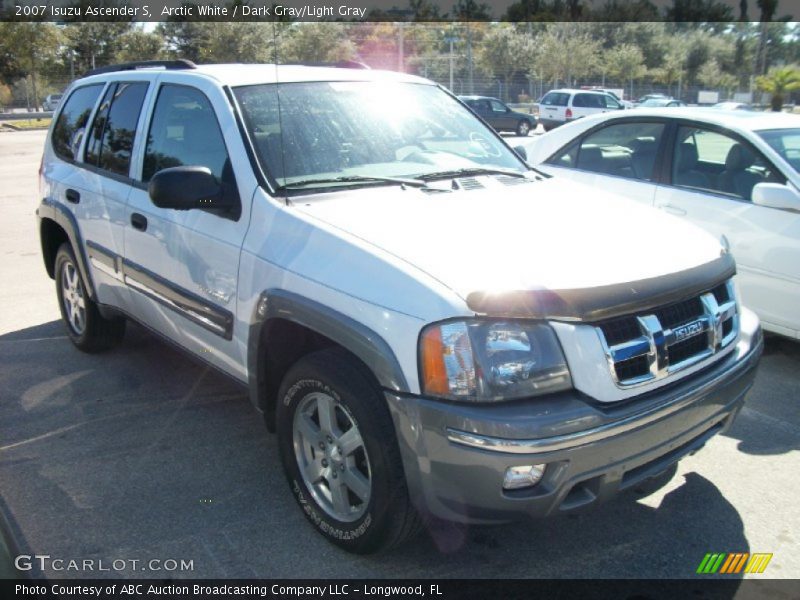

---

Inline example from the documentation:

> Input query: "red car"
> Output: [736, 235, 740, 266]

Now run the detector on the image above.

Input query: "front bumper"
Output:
[385, 326, 762, 524]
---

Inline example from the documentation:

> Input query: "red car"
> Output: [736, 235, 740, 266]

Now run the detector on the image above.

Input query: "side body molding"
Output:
[247, 289, 410, 429]
[37, 197, 97, 300]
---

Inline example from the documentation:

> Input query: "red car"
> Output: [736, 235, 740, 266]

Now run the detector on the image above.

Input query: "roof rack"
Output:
[283, 61, 371, 70]
[82, 59, 197, 79]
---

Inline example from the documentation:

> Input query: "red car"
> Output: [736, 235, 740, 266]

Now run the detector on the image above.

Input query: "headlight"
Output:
[419, 320, 572, 402]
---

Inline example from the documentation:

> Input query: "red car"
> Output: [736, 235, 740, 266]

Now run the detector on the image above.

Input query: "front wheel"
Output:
[55, 243, 125, 352]
[516, 119, 532, 136]
[277, 348, 421, 553]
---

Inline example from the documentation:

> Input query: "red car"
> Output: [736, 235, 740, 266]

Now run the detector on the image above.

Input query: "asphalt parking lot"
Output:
[1, 129, 798, 581]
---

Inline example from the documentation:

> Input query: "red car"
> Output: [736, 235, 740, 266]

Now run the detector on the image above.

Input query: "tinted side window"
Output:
[673, 126, 782, 200]
[85, 82, 149, 177]
[51, 84, 103, 161]
[604, 95, 621, 109]
[490, 100, 506, 112]
[143, 85, 230, 184]
[549, 121, 665, 181]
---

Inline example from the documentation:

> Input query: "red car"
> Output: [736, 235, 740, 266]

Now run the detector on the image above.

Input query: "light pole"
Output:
[444, 35, 458, 92]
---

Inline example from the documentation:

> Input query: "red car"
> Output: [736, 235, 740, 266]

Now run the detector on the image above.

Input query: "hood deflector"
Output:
[466, 253, 736, 323]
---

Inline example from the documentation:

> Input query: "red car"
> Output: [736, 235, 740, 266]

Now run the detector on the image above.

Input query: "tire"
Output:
[516, 119, 531, 136]
[277, 348, 421, 553]
[55, 243, 125, 353]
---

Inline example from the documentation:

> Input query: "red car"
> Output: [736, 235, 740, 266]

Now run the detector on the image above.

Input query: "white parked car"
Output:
[521, 108, 800, 339]
[537, 88, 625, 131]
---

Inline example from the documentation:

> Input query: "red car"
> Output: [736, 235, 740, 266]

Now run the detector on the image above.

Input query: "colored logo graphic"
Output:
[697, 553, 773, 574]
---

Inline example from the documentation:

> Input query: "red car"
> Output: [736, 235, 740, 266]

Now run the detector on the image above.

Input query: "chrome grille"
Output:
[597, 280, 738, 387]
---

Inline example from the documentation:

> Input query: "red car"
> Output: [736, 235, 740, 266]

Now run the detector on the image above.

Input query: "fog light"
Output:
[503, 464, 546, 490]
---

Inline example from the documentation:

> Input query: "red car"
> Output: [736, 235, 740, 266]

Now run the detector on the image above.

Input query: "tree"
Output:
[0, 82, 12, 111]
[651, 44, 689, 97]
[278, 24, 355, 64]
[64, 23, 132, 75]
[3, 23, 62, 110]
[533, 23, 601, 88]
[475, 25, 536, 101]
[756, 65, 800, 111]
[115, 28, 167, 64]
[604, 44, 646, 100]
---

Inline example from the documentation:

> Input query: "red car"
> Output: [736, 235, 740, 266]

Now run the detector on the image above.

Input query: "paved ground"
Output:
[1, 130, 798, 581]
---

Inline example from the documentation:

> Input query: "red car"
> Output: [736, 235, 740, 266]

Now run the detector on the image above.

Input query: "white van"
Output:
[538, 88, 624, 130]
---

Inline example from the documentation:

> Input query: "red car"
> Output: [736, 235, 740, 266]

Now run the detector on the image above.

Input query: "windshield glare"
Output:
[233, 81, 527, 188]
[758, 128, 800, 175]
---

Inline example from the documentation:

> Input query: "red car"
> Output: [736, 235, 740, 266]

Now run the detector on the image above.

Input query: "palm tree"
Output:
[756, 66, 800, 111]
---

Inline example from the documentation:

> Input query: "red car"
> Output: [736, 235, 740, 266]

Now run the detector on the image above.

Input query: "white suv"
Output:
[538, 88, 624, 130]
[38, 60, 762, 554]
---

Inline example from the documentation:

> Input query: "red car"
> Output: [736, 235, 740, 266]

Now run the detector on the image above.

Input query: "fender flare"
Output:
[247, 289, 410, 428]
[37, 197, 97, 300]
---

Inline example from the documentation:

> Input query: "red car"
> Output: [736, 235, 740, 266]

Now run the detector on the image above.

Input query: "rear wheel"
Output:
[277, 348, 421, 553]
[55, 243, 125, 352]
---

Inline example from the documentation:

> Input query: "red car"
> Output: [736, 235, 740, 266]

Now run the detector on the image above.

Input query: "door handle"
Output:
[65, 189, 80, 204]
[658, 203, 687, 216]
[130, 212, 148, 231]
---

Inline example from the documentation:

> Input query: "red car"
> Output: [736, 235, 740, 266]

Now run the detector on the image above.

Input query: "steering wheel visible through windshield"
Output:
[233, 80, 528, 190]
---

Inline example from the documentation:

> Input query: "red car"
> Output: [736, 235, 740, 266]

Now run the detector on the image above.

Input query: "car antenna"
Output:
[272, 21, 290, 206]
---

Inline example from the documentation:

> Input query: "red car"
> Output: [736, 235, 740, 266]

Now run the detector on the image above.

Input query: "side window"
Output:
[541, 93, 568, 107]
[548, 121, 665, 180]
[604, 95, 621, 109]
[51, 84, 104, 161]
[143, 85, 231, 185]
[572, 94, 588, 108]
[490, 100, 506, 113]
[84, 82, 149, 177]
[673, 126, 782, 200]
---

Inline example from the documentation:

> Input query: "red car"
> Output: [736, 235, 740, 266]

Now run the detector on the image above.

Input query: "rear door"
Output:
[539, 92, 568, 125]
[654, 123, 800, 336]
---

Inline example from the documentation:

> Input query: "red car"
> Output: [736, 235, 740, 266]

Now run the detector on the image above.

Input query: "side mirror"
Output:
[752, 182, 800, 212]
[148, 166, 230, 211]
[513, 145, 528, 161]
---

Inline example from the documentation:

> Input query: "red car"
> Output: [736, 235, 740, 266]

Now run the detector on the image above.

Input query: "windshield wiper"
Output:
[277, 175, 426, 191]
[418, 167, 528, 181]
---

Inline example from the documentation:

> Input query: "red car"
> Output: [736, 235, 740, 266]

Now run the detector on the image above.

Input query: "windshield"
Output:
[233, 81, 527, 189]
[757, 128, 800, 174]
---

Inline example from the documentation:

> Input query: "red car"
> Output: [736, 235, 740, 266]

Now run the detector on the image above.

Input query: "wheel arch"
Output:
[247, 290, 409, 432]
[37, 198, 96, 299]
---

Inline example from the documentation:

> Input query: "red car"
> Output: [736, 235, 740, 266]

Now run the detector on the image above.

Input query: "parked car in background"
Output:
[42, 93, 62, 111]
[520, 107, 800, 338]
[582, 87, 634, 109]
[636, 93, 670, 105]
[638, 98, 686, 108]
[713, 102, 753, 111]
[459, 95, 536, 136]
[537, 88, 624, 130]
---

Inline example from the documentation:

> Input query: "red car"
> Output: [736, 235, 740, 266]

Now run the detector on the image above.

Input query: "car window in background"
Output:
[540, 92, 569, 107]
[84, 82, 149, 177]
[673, 126, 782, 200]
[603, 95, 621, 109]
[490, 100, 506, 113]
[549, 121, 665, 180]
[142, 85, 231, 184]
[758, 128, 800, 175]
[51, 84, 104, 161]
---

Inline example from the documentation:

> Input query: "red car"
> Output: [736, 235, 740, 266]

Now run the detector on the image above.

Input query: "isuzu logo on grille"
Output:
[672, 319, 705, 342]
[598, 281, 739, 388]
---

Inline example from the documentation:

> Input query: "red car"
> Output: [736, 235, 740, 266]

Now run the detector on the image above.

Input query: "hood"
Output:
[294, 176, 726, 315]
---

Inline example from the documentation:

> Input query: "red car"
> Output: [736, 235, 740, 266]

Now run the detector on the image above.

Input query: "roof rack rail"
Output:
[283, 61, 370, 70]
[82, 59, 197, 79]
